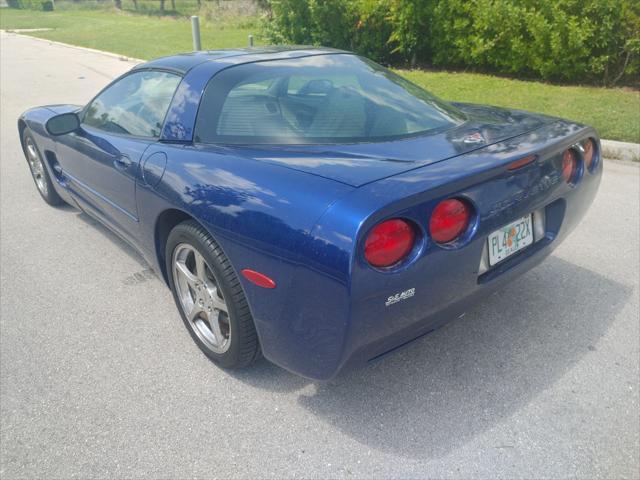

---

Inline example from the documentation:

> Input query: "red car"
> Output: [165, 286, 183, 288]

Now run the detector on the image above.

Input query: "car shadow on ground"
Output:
[69, 205, 630, 460]
[231, 256, 631, 460]
[74, 209, 153, 269]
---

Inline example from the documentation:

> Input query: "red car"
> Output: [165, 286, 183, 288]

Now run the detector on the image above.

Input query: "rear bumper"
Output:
[341, 217, 562, 373]
[258, 124, 602, 380]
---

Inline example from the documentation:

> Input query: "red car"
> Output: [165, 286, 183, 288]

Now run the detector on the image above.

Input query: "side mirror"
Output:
[45, 112, 80, 136]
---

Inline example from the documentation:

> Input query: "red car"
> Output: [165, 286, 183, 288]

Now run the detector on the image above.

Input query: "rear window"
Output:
[194, 54, 464, 145]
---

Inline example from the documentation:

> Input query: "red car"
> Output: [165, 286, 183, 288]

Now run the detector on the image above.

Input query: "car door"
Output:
[55, 69, 181, 242]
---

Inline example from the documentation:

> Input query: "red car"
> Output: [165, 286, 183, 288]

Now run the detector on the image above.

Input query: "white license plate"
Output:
[487, 215, 534, 266]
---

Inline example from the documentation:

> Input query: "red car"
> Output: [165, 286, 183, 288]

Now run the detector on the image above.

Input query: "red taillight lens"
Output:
[582, 138, 595, 170]
[364, 219, 415, 268]
[429, 198, 471, 244]
[562, 149, 577, 183]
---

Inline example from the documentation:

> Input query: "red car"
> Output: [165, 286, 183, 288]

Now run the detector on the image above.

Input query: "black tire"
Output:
[166, 220, 260, 368]
[22, 129, 65, 206]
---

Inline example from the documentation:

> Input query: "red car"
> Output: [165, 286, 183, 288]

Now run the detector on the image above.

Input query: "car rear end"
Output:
[199, 52, 602, 379]
[295, 120, 602, 379]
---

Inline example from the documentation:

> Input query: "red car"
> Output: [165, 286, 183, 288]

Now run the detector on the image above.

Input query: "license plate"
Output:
[487, 215, 534, 266]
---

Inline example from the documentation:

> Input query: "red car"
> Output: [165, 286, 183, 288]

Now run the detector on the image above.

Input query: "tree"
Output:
[113, 0, 122, 9]
[160, 0, 165, 12]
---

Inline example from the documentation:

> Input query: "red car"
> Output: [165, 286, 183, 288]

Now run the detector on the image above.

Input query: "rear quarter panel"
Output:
[135, 143, 355, 375]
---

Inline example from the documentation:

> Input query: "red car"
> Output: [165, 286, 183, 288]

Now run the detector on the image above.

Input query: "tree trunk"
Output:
[132, 0, 138, 10]
[159, 0, 165, 12]
[171, 0, 176, 11]
[113, 0, 122, 9]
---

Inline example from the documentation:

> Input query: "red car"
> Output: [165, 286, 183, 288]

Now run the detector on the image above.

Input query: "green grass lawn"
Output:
[1, 8, 638, 143]
[0, 8, 261, 59]
[401, 70, 639, 144]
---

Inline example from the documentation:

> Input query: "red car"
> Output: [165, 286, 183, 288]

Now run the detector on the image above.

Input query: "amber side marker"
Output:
[241, 269, 277, 289]
[507, 154, 537, 171]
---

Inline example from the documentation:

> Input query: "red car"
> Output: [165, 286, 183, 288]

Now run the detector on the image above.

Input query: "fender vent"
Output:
[44, 151, 63, 179]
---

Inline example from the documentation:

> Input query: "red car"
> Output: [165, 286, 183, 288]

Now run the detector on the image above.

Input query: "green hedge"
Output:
[7, 0, 51, 9]
[265, 0, 640, 86]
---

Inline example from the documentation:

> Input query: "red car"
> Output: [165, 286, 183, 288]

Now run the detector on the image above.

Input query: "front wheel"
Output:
[22, 130, 64, 206]
[166, 220, 260, 368]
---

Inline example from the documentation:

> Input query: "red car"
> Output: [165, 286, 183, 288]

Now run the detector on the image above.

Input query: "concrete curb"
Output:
[0, 30, 144, 64]
[600, 139, 640, 162]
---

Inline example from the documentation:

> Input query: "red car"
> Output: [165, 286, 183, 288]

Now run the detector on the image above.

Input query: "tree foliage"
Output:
[265, 0, 640, 85]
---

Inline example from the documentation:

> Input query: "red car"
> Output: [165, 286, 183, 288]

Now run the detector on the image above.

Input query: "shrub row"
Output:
[7, 0, 53, 9]
[264, 0, 640, 86]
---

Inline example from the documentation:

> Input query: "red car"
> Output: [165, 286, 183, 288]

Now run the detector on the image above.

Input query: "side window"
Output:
[83, 71, 181, 138]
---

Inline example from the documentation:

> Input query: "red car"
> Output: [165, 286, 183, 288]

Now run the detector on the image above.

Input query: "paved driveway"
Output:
[1, 32, 639, 479]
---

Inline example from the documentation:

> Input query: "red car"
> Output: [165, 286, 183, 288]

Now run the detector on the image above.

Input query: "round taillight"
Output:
[364, 219, 415, 268]
[582, 138, 595, 171]
[429, 198, 471, 244]
[562, 149, 578, 183]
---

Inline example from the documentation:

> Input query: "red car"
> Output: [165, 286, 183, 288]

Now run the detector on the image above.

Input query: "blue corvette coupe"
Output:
[19, 47, 601, 379]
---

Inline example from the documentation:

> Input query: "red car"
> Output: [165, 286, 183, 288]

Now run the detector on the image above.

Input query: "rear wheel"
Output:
[22, 130, 64, 206]
[166, 220, 260, 368]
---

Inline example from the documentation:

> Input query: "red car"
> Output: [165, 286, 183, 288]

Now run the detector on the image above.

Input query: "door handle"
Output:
[114, 154, 132, 169]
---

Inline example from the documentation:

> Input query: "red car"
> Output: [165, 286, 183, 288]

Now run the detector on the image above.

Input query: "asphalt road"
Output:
[1, 32, 639, 479]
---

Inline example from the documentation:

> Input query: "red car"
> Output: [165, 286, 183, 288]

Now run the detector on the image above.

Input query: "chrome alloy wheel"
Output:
[25, 138, 48, 196]
[172, 243, 231, 353]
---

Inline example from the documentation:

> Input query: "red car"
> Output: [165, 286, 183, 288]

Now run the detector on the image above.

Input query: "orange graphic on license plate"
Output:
[488, 215, 534, 266]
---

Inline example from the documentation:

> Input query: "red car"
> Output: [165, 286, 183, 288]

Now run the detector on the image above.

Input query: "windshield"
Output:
[195, 54, 464, 145]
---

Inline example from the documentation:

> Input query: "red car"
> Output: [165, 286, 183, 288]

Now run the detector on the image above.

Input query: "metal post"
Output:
[191, 16, 202, 51]
[248, 35, 254, 47]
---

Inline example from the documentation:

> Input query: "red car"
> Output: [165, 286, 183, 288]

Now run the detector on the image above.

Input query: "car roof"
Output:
[131, 46, 350, 75]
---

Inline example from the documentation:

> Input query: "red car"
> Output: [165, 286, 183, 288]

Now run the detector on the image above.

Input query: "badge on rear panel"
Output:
[462, 132, 485, 144]
[386, 288, 415, 306]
